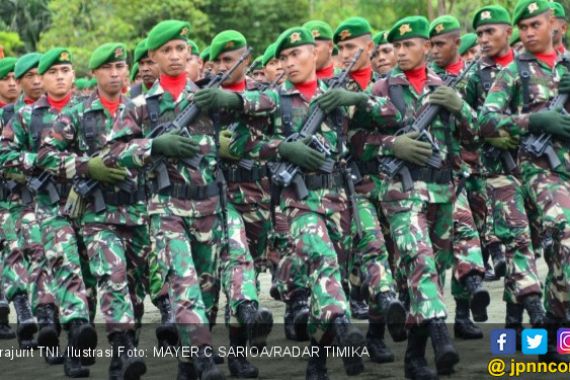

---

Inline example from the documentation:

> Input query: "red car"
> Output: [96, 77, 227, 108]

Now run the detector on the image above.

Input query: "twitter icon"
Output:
[522, 329, 548, 355]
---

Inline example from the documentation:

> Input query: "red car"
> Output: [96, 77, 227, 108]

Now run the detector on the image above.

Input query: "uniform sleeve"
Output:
[0, 108, 36, 175]
[238, 89, 279, 116]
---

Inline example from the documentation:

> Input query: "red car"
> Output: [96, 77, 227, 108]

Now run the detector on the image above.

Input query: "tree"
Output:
[0, 0, 51, 52]
[0, 31, 24, 56]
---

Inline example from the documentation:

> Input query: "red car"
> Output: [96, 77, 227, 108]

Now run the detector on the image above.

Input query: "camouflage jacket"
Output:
[351, 66, 477, 203]
[103, 79, 222, 218]
[37, 91, 147, 226]
[479, 51, 570, 178]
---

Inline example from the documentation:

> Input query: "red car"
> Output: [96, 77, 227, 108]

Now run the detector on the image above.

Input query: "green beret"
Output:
[333, 17, 372, 44]
[429, 15, 460, 38]
[0, 57, 17, 80]
[75, 78, 87, 90]
[510, 27, 521, 45]
[14, 53, 42, 79]
[388, 16, 430, 43]
[303, 20, 333, 41]
[250, 56, 263, 71]
[147, 20, 191, 51]
[373, 31, 389, 46]
[89, 43, 127, 70]
[130, 62, 139, 82]
[513, 0, 551, 25]
[133, 39, 148, 63]
[262, 43, 277, 67]
[38, 48, 72, 75]
[275, 27, 315, 58]
[549, 2, 566, 19]
[459, 33, 478, 55]
[87, 78, 97, 88]
[473, 5, 512, 30]
[209, 30, 247, 61]
[188, 39, 200, 56]
[200, 46, 211, 62]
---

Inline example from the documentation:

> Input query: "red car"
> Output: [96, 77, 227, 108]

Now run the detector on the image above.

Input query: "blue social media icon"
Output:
[491, 329, 516, 355]
[522, 328, 548, 355]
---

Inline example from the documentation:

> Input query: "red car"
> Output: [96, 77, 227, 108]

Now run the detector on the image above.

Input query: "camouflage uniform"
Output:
[480, 52, 569, 318]
[0, 95, 90, 324]
[37, 91, 150, 334]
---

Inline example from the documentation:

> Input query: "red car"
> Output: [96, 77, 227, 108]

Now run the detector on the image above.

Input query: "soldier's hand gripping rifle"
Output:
[379, 57, 481, 192]
[147, 47, 253, 191]
[270, 48, 363, 200]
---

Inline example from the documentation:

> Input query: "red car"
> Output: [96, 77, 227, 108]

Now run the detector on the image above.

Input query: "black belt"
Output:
[354, 159, 379, 175]
[101, 187, 146, 206]
[409, 167, 452, 184]
[304, 173, 345, 190]
[148, 181, 219, 201]
[223, 165, 270, 183]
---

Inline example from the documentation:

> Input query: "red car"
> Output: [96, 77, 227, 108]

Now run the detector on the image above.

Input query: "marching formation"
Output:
[0, 0, 569, 379]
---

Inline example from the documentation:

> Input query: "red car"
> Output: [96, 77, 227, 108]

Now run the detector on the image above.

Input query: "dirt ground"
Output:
[0, 259, 568, 379]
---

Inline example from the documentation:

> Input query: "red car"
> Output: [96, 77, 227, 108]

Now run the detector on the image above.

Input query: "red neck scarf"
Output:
[159, 73, 186, 100]
[99, 94, 121, 117]
[0, 101, 6, 108]
[556, 43, 567, 55]
[47, 92, 72, 112]
[222, 80, 247, 93]
[535, 50, 557, 68]
[350, 66, 373, 90]
[404, 65, 427, 94]
[494, 49, 515, 68]
[294, 80, 318, 101]
[316, 64, 335, 80]
[24, 96, 35, 105]
[445, 59, 464, 76]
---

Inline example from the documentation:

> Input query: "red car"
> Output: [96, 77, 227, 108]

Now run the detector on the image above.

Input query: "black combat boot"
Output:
[193, 345, 225, 380]
[487, 242, 506, 278]
[13, 292, 38, 349]
[366, 319, 394, 363]
[505, 302, 524, 351]
[522, 294, 546, 327]
[284, 290, 310, 341]
[349, 286, 369, 320]
[376, 291, 407, 342]
[463, 274, 490, 322]
[332, 315, 366, 376]
[404, 325, 438, 380]
[121, 330, 146, 380]
[306, 338, 329, 380]
[64, 319, 96, 378]
[236, 301, 273, 349]
[36, 303, 64, 364]
[155, 295, 178, 347]
[454, 298, 483, 339]
[177, 360, 198, 380]
[227, 326, 258, 378]
[428, 318, 459, 375]
[0, 298, 15, 339]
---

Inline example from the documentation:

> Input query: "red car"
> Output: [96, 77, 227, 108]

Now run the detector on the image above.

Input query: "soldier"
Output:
[130, 62, 141, 85]
[550, 2, 567, 54]
[510, 27, 524, 53]
[261, 43, 284, 85]
[200, 46, 215, 80]
[37, 43, 150, 379]
[480, 0, 570, 362]
[303, 20, 336, 80]
[0, 48, 97, 377]
[248, 56, 265, 83]
[459, 33, 479, 63]
[186, 40, 203, 82]
[101, 20, 224, 380]
[129, 38, 159, 98]
[371, 31, 397, 77]
[428, 15, 490, 341]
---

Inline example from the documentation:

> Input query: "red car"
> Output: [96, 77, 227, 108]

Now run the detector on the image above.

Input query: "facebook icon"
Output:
[491, 329, 516, 355]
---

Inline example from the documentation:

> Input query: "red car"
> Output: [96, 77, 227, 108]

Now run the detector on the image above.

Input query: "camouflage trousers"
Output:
[37, 205, 90, 324]
[449, 188, 486, 301]
[81, 223, 150, 334]
[522, 170, 570, 320]
[149, 213, 221, 347]
[0, 207, 30, 301]
[466, 175, 501, 249]
[382, 198, 452, 326]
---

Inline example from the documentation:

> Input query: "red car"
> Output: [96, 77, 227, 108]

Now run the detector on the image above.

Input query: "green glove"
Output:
[193, 88, 242, 111]
[87, 157, 128, 184]
[529, 110, 570, 139]
[315, 88, 368, 113]
[393, 131, 434, 166]
[219, 130, 239, 160]
[278, 137, 326, 171]
[152, 133, 201, 158]
[428, 86, 464, 114]
[485, 130, 519, 150]
[559, 72, 570, 94]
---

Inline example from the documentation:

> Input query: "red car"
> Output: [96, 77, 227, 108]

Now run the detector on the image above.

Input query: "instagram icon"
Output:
[557, 328, 570, 354]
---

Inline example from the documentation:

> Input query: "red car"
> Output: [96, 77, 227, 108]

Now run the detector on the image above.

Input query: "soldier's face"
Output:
[42, 64, 74, 99]
[477, 25, 511, 58]
[252, 69, 266, 82]
[461, 46, 480, 63]
[149, 39, 189, 77]
[0, 72, 20, 104]
[17, 68, 43, 101]
[337, 35, 374, 71]
[519, 13, 555, 54]
[393, 38, 430, 71]
[93, 61, 127, 97]
[186, 54, 202, 82]
[138, 56, 159, 87]
[553, 19, 568, 45]
[214, 47, 249, 85]
[314, 40, 333, 70]
[279, 45, 317, 84]
[373, 44, 397, 75]
[264, 58, 284, 83]
[430, 33, 460, 68]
